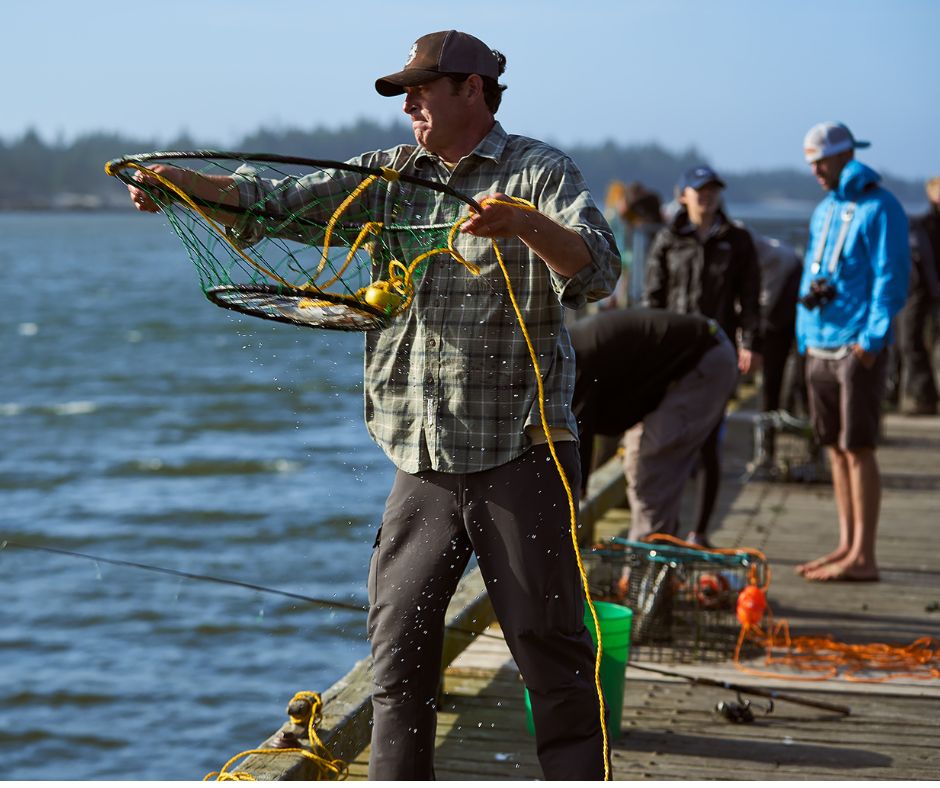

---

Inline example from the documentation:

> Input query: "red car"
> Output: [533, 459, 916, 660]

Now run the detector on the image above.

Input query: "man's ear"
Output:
[464, 74, 483, 101]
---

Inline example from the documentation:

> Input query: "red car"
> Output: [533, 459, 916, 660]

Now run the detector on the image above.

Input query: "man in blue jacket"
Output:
[795, 122, 910, 582]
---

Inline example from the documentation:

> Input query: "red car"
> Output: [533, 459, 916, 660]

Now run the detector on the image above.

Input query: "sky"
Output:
[6, 0, 939, 181]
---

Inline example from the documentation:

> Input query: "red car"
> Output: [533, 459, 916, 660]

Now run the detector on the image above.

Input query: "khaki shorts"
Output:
[805, 349, 887, 450]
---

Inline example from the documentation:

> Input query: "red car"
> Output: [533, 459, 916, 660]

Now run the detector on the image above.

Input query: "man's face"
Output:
[680, 182, 722, 217]
[402, 77, 468, 154]
[809, 151, 852, 192]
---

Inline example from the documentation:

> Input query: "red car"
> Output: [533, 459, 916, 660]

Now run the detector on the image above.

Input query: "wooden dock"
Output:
[234, 407, 940, 780]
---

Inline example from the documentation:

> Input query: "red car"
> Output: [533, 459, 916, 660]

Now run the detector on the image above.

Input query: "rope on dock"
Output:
[204, 691, 348, 781]
[644, 534, 940, 682]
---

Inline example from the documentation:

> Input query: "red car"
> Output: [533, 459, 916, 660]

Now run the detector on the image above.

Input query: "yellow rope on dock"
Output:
[204, 691, 347, 781]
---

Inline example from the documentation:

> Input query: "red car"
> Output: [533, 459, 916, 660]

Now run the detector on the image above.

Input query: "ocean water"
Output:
[1, 211, 392, 780]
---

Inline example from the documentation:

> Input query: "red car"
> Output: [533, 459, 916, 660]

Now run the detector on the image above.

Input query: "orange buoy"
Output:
[736, 585, 767, 627]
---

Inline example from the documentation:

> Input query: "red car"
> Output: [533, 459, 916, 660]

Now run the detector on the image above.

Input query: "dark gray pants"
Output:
[367, 442, 607, 780]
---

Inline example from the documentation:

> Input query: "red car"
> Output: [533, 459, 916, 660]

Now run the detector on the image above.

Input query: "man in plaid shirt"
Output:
[126, 30, 618, 780]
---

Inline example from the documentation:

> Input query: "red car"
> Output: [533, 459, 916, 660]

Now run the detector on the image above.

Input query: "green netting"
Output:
[105, 151, 482, 330]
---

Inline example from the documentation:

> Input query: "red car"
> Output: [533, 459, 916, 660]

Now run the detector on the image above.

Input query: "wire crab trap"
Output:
[583, 537, 768, 663]
[732, 409, 827, 484]
[105, 151, 483, 331]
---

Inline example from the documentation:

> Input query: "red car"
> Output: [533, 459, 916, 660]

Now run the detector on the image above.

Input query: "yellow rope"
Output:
[204, 691, 347, 781]
[474, 195, 610, 780]
[317, 221, 383, 291]
[315, 175, 381, 282]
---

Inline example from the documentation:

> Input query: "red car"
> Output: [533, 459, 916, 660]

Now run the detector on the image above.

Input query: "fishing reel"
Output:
[714, 691, 774, 724]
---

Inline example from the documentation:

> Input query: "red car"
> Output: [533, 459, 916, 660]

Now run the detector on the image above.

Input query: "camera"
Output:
[799, 278, 837, 309]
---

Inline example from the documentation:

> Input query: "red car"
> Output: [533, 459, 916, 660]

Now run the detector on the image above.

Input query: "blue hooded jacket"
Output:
[796, 159, 910, 354]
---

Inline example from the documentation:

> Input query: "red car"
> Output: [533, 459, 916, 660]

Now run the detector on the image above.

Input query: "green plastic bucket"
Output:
[524, 601, 632, 737]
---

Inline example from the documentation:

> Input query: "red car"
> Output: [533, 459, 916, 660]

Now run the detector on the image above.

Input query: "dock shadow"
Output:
[616, 728, 892, 769]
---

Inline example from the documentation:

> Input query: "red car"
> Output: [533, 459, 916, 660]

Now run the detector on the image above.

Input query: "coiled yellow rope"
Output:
[204, 691, 347, 781]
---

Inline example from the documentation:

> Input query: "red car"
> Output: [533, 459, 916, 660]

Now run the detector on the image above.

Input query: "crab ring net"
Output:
[105, 151, 482, 331]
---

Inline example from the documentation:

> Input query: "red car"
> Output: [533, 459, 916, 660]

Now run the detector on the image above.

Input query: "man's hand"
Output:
[126, 165, 240, 222]
[852, 344, 877, 369]
[459, 194, 529, 239]
[459, 193, 592, 277]
[738, 348, 762, 375]
[127, 164, 181, 213]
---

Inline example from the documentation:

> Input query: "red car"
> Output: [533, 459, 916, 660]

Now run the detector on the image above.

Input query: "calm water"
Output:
[1, 209, 809, 780]
[1, 212, 393, 780]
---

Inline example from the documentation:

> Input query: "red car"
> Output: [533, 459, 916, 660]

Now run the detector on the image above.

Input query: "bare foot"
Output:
[803, 559, 880, 582]
[795, 547, 850, 576]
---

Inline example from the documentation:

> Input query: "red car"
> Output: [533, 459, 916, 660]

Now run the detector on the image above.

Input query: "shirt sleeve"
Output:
[735, 229, 763, 353]
[228, 154, 392, 247]
[529, 154, 620, 308]
[642, 227, 671, 308]
[859, 198, 911, 353]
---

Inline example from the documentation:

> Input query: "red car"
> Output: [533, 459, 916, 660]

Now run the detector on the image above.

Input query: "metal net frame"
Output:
[105, 151, 483, 331]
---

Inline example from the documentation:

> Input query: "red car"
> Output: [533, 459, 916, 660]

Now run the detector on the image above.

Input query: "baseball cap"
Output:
[678, 165, 726, 192]
[375, 30, 499, 96]
[803, 122, 870, 163]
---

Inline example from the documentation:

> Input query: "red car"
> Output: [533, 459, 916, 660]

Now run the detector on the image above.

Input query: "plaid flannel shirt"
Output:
[234, 122, 619, 473]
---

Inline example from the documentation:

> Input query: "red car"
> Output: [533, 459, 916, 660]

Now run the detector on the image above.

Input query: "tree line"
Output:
[0, 120, 926, 211]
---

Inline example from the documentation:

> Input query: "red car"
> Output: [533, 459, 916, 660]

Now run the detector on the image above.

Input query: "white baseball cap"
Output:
[803, 122, 870, 163]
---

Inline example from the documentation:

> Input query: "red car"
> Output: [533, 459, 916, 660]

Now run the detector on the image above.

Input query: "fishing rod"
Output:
[626, 661, 851, 715]
[0, 538, 504, 641]
[0, 539, 368, 615]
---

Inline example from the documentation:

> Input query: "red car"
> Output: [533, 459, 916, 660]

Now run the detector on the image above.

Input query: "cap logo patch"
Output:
[404, 43, 418, 67]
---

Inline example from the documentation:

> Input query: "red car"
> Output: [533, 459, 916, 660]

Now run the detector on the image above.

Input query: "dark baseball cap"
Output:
[678, 165, 726, 192]
[375, 30, 499, 96]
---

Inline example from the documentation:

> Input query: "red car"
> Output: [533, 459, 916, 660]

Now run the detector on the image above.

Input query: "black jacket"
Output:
[643, 208, 762, 352]
[911, 206, 940, 301]
[569, 308, 722, 488]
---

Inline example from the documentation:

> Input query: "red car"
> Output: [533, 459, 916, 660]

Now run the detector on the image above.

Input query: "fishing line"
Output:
[0, 539, 367, 614]
[0, 538, 504, 642]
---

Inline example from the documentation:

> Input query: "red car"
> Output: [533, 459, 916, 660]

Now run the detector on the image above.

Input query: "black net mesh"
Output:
[105, 151, 481, 330]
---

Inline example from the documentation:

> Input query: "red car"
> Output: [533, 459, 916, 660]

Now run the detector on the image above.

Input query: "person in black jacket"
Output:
[750, 233, 803, 469]
[644, 166, 762, 547]
[570, 308, 738, 541]
[894, 177, 940, 414]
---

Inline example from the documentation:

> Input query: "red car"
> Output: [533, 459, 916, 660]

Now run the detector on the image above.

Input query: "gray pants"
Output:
[367, 442, 608, 780]
[622, 333, 738, 540]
